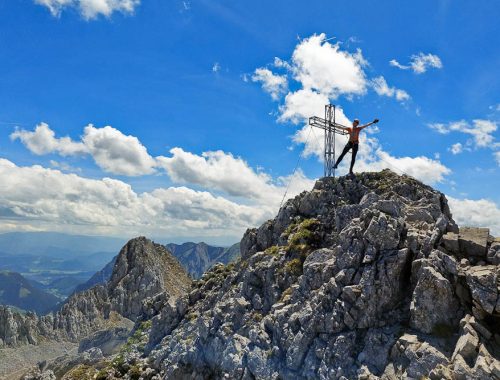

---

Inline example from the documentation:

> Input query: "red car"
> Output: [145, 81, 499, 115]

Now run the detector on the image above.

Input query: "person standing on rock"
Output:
[334, 118, 379, 176]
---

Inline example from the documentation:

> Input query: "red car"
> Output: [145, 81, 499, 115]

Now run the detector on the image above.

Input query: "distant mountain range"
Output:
[0, 271, 60, 314]
[165, 242, 240, 278]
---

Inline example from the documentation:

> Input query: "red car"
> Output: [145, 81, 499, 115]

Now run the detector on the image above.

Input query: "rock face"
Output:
[132, 170, 499, 380]
[108, 237, 191, 320]
[0, 237, 191, 348]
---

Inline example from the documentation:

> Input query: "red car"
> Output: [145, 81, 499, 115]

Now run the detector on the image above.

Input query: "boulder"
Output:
[442, 232, 459, 254]
[487, 240, 500, 265]
[459, 227, 489, 257]
[410, 266, 460, 334]
[465, 266, 498, 315]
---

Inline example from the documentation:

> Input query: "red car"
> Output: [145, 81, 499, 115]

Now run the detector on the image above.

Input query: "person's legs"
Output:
[334, 142, 352, 168]
[349, 143, 359, 173]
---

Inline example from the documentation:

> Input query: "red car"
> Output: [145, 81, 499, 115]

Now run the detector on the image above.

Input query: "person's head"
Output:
[353, 119, 360, 127]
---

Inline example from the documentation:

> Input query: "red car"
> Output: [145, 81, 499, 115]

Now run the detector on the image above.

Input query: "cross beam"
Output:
[308, 104, 349, 178]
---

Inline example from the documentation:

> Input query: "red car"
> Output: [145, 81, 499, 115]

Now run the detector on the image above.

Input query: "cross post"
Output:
[308, 104, 349, 177]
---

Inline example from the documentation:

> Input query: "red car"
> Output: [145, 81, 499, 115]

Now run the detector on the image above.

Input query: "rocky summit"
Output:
[6, 170, 500, 379]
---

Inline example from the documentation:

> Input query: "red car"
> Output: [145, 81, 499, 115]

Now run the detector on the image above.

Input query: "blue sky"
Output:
[0, 0, 498, 243]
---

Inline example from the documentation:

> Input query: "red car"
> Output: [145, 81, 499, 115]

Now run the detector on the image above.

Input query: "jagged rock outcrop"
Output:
[108, 237, 191, 320]
[0, 237, 191, 349]
[125, 170, 499, 379]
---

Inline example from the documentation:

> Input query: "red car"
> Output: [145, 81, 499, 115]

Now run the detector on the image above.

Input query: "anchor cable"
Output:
[279, 125, 314, 209]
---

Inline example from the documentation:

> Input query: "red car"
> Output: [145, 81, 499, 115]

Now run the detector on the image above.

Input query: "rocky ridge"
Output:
[107, 170, 499, 380]
[0, 237, 191, 349]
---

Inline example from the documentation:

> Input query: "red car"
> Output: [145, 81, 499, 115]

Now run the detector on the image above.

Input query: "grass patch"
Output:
[285, 258, 303, 276]
[265, 245, 280, 256]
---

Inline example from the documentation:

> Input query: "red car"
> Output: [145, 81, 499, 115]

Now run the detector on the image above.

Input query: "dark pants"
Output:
[335, 141, 359, 173]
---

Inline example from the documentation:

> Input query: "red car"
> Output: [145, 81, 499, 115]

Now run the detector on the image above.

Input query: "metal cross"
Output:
[308, 104, 349, 177]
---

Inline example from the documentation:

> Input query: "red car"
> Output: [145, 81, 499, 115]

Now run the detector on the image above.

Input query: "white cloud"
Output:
[82, 125, 157, 176]
[495, 151, 500, 166]
[371, 76, 410, 102]
[212, 62, 221, 73]
[428, 119, 498, 148]
[156, 147, 315, 206]
[0, 155, 317, 240]
[251, 68, 288, 101]
[390, 52, 443, 74]
[278, 89, 330, 124]
[450, 142, 463, 155]
[361, 149, 451, 185]
[291, 33, 368, 98]
[0, 158, 269, 240]
[11, 123, 157, 176]
[157, 148, 275, 201]
[273, 57, 292, 70]
[10, 123, 87, 156]
[448, 197, 500, 236]
[35, 0, 140, 19]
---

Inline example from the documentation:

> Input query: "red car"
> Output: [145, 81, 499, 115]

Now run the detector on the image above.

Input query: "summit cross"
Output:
[308, 104, 349, 178]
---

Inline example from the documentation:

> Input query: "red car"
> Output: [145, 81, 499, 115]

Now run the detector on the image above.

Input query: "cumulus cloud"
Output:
[358, 148, 451, 185]
[35, 0, 140, 19]
[291, 33, 368, 98]
[448, 197, 500, 235]
[371, 76, 410, 102]
[10, 123, 87, 156]
[11, 123, 157, 176]
[390, 52, 443, 74]
[157, 148, 275, 201]
[82, 125, 157, 176]
[0, 156, 317, 240]
[278, 89, 330, 125]
[0, 158, 269, 239]
[250, 33, 408, 109]
[156, 148, 315, 206]
[251, 68, 288, 101]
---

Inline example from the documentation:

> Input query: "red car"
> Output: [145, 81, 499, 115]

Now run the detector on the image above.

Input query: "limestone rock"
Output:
[7, 170, 500, 380]
[410, 266, 461, 334]
[442, 232, 459, 253]
[459, 227, 489, 257]
[465, 266, 498, 315]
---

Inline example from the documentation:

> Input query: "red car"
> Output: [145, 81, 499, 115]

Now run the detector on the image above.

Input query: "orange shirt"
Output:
[347, 127, 362, 143]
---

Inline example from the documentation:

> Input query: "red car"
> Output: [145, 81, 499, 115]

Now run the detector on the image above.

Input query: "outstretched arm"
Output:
[360, 119, 379, 129]
[335, 124, 350, 131]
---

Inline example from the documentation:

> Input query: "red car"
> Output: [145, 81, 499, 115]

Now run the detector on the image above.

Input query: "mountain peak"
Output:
[137, 170, 498, 379]
[107, 236, 191, 320]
